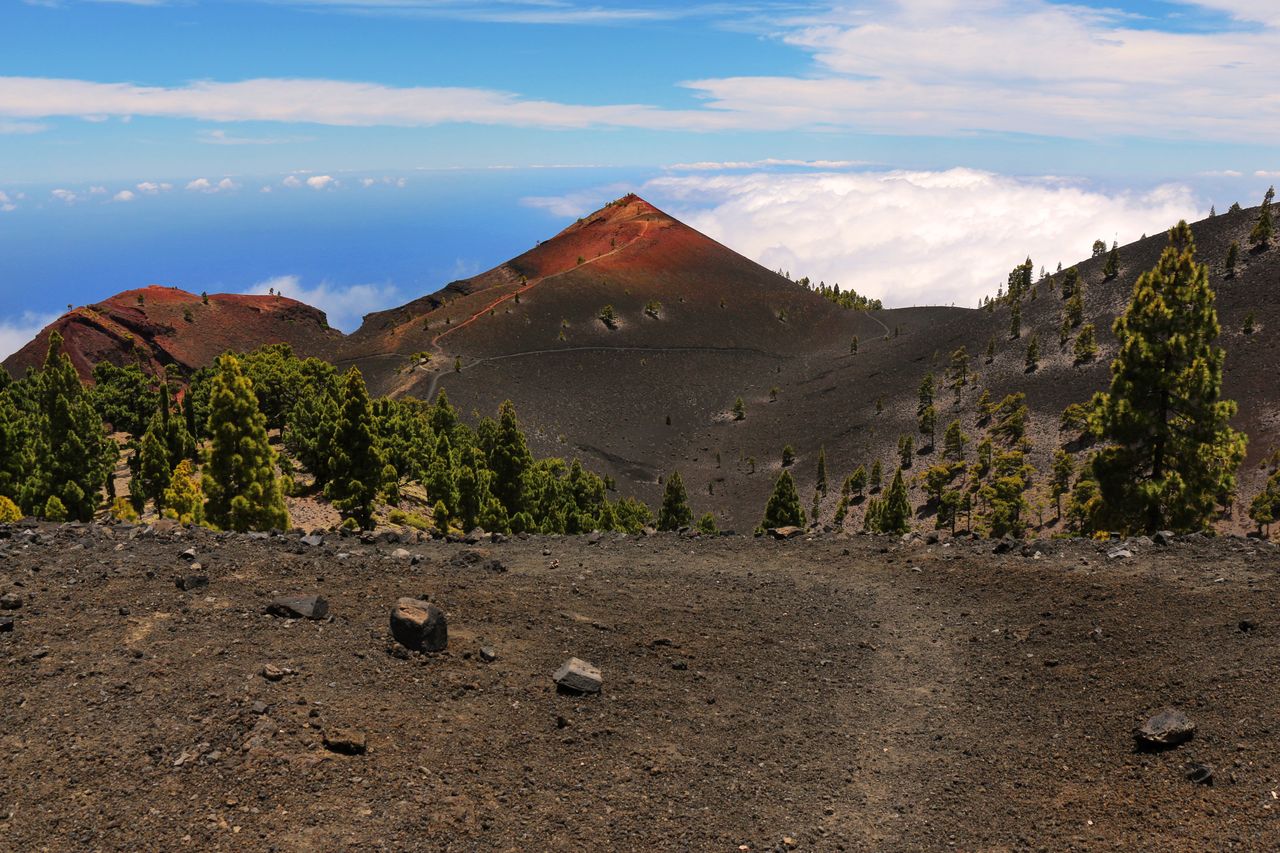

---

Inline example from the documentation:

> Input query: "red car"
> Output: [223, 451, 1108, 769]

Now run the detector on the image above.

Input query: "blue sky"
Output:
[2, 0, 1279, 355]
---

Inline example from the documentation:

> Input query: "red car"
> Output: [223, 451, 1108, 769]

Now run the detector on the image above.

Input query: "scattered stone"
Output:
[1107, 547, 1133, 560]
[0, 616, 13, 633]
[1135, 708, 1196, 750]
[174, 574, 208, 592]
[992, 536, 1017, 555]
[1239, 619, 1256, 633]
[587, 531, 603, 545]
[179, 547, 197, 560]
[323, 729, 367, 756]
[0, 592, 22, 610]
[392, 548, 412, 561]
[767, 526, 804, 540]
[479, 645, 498, 663]
[553, 657, 603, 695]
[300, 534, 324, 548]
[1153, 530, 1176, 546]
[1185, 763, 1214, 785]
[265, 594, 329, 620]
[261, 663, 289, 682]
[389, 597, 448, 652]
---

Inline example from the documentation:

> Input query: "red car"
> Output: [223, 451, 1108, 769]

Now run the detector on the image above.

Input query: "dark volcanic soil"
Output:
[2, 523, 1279, 851]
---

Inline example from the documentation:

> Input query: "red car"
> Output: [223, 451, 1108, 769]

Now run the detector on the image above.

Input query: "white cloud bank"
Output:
[244, 275, 402, 333]
[0, 311, 56, 362]
[646, 168, 1200, 308]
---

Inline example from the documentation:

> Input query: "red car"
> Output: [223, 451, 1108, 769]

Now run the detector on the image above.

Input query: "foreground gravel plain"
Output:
[2, 521, 1279, 851]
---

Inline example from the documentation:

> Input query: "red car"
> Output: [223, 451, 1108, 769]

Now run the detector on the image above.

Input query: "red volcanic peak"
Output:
[3, 285, 341, 382]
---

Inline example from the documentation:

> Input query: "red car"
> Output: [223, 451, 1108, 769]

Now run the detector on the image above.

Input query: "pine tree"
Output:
[1249, 467, 1280, 536]
[1250, 186, 1274, 250]
[975, 388, 993, 424]
[761, 470, 805, 529]
[137, 425, 172, 511]
[1225, 241, 1239, 278]
[429, 388, 459, 437]
[869, 459, 883, 493]
[1050, 449, 1073, 518]
[732, 397, 746, 421]
[1104, 242, 1119, 280]
[325, 368, 383, 530]
[943, 419, 968, 461]
[879, 468, 911, 534]
[658, 470, 693, 531]
[815, 446, 828, 494]
[897, 434, 915, 468]
[918, 404, 937, 449]
[0, 389, 32, 506]
[1091, 221, 1246, 533]
[162, 459, 205, 526]
[28, 332, 114, 521]
[848, 465, 868, 497]
[984, 336, 996, 364]
[201, 354, 289, 533]
[489, 400, 532, 516]
[426, 433, 459, 520]
[1073, 324, 1098, 364]
[850, 336, 859, 355]
[1065, 289, 1084, 327]
[1024, 335, 1040, 372]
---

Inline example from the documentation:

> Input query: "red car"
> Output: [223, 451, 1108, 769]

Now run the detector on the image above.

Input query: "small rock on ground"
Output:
[265, 594, 329, 620]
[1135, 707, 1196, 750]
[554, 657, 603, 695]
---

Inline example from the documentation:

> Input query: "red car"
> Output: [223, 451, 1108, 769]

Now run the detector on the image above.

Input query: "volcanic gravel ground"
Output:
[2, 523, 1279, 851]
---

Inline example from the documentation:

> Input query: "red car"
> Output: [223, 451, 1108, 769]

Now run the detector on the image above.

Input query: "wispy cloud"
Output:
[185, 177, 239, 193]
[666, 158, 872, 171]
[0, 120, 47, 135]
[198, 128, 313, 145]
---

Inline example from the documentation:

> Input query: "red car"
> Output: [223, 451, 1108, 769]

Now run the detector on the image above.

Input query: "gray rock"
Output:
[0, 616, 13, 633]
[1153, 530, 1176, 546]
[768, 526, 805, 540]
[174, 574, 208, 592]
[1135, 707, 1196, 750]
[553, 657, 603, 695]
[265, 594, 329, 620]
[392, 548, 412, 560]
[300, 534, 324, 548]
[0, 592, 22, 609]
[479, 645, 498, 662]
[390, 597, 448, 652]
[1185, 763, 1214, 785]
[179, 547, 197, 560]
[1107, 547, 1133, 560]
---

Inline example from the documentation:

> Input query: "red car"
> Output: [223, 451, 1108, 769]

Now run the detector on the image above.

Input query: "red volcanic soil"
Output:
[3, 286, 342, 382]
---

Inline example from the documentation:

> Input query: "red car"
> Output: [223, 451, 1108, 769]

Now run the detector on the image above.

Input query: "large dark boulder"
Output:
[390, 597, 448, 652]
